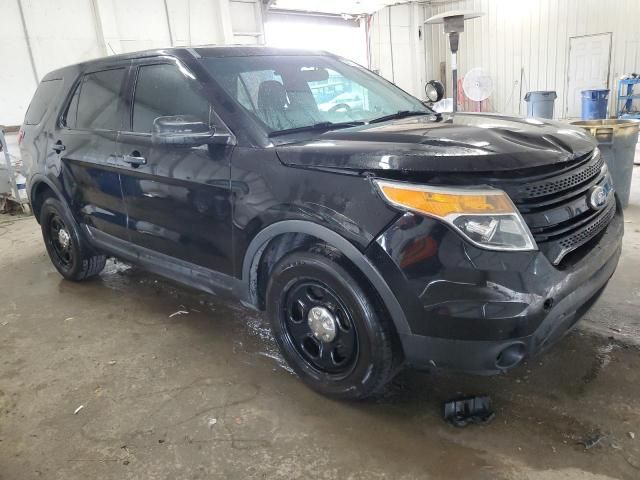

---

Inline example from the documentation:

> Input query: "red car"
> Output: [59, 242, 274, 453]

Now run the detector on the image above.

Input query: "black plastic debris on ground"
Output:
[579, 433, 606, 449]
[444, 395, 495, 427]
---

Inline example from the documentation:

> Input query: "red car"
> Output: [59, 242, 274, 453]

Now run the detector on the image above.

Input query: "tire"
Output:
[329, 103, 351, 113]
[40, 197, 106, 281]
[266, 247, 399, 399]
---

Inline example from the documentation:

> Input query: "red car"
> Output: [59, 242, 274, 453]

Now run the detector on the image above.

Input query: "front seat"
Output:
[257, 80, 293, 130]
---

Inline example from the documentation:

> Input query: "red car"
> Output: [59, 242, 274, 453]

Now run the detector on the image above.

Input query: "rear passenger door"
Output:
[56, 66, 128, 240]
[118, 57, 234, 275]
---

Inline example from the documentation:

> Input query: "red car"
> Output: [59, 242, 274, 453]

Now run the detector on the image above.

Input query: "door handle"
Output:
[52, 141, 66, 153]
[124, 151, 146, 166]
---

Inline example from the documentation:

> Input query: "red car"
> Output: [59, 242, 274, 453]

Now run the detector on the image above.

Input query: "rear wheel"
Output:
[40, 197, 106, 281]
[266, 248, 399, 399]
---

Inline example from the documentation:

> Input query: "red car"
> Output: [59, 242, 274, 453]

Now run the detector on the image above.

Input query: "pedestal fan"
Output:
[462, 68, 494, 112]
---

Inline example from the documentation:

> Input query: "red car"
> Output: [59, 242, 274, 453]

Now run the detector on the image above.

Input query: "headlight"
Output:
[375, 180, 537, 251]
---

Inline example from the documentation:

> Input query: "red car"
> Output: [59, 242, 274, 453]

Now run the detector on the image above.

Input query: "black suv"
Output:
[20, 47, 622, 399]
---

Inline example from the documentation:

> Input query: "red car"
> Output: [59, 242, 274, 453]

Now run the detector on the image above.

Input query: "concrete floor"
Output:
[1, 169, 640, 480]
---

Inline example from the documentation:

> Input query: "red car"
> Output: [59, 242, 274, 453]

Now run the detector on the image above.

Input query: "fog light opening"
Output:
[496, 343, 526, 370]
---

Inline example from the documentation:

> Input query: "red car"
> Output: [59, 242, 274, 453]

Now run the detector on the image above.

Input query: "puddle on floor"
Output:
[98, 258, 294, 374]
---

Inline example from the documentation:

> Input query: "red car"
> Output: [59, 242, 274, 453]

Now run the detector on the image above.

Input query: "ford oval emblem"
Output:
[588, 185, 608, 210]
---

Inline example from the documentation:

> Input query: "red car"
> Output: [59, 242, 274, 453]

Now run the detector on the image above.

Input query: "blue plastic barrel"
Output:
[524, 91, 557, 119]
[581, 89, 609, 119]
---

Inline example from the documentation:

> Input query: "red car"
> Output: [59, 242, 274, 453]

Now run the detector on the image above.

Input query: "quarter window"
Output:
[75, 68, 125, 131]
[132, 63, 210, 133]
[25, 79, 62, 125]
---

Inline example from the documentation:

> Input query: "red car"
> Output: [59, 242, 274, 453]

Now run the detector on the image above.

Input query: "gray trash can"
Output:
[524, 91, 557, 119]
[571, 119, 639, 208]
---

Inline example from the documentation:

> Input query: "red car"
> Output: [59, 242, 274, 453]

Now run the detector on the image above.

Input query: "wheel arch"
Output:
[242, 220, 410, 335]
[29, 175, 64, 223]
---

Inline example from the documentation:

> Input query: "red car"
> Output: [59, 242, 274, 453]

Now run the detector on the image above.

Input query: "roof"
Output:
[42, 45, 334, 81]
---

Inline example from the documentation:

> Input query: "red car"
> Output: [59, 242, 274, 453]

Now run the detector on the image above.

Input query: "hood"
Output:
[274, 113, 597, 174]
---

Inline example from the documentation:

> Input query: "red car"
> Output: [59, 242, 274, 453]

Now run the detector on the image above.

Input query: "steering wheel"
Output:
[329, 103, 351, 113]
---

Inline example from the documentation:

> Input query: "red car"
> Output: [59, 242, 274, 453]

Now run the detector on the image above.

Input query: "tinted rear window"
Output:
[24, 79, 62, 125]
[76, 68, 125, 131]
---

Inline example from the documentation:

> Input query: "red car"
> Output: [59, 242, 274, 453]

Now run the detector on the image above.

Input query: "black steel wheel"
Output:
[47, 213, 73, 269]
[266, 247, 400, 399]
[40, 196, 106, 281]
[283, 281, 358, 375]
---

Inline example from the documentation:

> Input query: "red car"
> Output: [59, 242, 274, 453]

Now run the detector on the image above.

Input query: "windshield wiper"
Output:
[268, 121, 365, 138]
[369, 110, 431, 124]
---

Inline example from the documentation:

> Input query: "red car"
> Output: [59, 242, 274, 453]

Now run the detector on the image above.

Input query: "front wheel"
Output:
[40, 197, 106, 281]
[266, 248, 400, 399]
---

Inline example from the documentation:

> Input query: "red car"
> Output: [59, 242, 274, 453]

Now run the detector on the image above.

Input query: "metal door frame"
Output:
[564, 32, 612, 118]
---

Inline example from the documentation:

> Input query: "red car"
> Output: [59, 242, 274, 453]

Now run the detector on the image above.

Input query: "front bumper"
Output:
[367, 201, 623, 374]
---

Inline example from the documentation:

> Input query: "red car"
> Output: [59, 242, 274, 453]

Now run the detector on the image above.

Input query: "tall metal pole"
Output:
[17, 0, 39, 84]
[163, 0, 175, 46]
[448, 32, 460, 113]
[426, 11, 483, 114]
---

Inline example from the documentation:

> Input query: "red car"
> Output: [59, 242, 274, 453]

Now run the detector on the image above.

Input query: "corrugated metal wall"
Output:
[372, 0, 640, 118]
[368, 2, 427, 98]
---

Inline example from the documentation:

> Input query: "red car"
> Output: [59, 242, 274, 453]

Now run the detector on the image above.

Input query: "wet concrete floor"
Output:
[1, 169, 640, 479]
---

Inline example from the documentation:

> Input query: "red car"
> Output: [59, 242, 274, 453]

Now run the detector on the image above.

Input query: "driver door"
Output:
[117, 57, 234, 275]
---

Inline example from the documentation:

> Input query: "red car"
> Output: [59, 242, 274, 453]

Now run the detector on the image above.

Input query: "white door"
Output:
[566, 33, 611, 118]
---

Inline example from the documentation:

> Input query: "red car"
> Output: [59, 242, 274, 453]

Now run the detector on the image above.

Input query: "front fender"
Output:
[241, 219, 410, 335]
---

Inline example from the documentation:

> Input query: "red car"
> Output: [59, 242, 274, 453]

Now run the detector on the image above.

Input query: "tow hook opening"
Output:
[496, 343, 526, 370]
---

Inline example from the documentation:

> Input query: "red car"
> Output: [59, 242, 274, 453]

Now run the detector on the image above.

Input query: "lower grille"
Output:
[537, 200, 616, 265]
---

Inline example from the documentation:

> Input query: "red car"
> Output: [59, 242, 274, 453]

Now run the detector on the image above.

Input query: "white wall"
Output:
[368, 2, 426, 99]
[370, 0, 640, 118]
[0, 0, 265, 126]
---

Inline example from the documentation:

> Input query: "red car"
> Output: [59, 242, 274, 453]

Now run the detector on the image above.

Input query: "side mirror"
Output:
[424, 80, 445, 103]
[152, 115, 219, 146]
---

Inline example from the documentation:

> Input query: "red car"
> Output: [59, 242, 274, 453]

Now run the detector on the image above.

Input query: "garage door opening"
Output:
[265, 10, 368, 66]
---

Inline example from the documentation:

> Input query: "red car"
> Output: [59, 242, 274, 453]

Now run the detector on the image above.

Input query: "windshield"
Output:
[199, 55, 430, 134]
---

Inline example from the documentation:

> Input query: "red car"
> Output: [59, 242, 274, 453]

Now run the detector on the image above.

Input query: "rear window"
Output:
[72, 68, 126, 131]
[24, 79, 62, 125]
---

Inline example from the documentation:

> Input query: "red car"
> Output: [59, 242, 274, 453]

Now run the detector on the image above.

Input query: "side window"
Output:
[132, 63, 210, 133]
[25, 79, 62, 125]
[75, 68, 125, 130]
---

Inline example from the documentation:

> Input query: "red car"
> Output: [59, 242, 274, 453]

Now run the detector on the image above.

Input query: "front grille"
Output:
[519, 155, 604, 199]
[504, 150, 616, 265]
